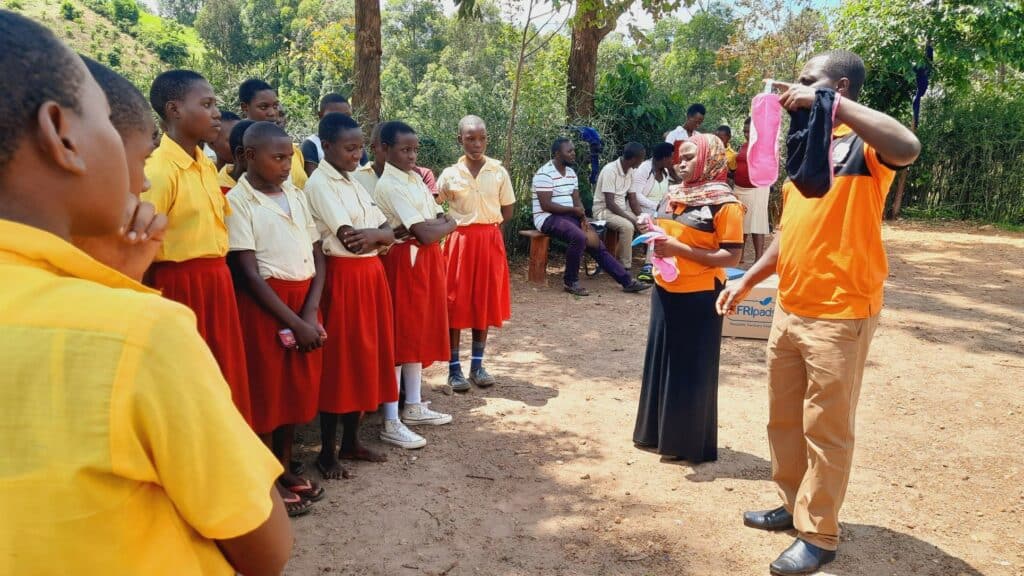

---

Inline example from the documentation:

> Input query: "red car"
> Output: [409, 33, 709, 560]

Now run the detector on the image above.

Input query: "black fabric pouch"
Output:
[786, 88, 839, 198]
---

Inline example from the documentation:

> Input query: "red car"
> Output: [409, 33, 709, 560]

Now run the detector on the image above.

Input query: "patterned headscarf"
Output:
[667, 133, 739, 208]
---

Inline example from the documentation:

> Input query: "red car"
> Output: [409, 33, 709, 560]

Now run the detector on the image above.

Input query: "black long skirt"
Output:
[633, 282, 724, 463]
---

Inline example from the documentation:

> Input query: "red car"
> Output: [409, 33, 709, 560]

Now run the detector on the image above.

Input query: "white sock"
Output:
[402, 362, 423, 405]
[383, 366, 402, 421]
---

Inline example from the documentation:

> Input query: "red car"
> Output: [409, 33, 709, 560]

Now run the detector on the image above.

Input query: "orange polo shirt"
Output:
[143, 134, 231, 262]
[777, 124, 897, 319]
[654, 202, 744, 293]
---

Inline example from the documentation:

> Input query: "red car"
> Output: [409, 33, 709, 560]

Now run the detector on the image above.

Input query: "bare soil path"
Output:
[287, 221, 1024, 576]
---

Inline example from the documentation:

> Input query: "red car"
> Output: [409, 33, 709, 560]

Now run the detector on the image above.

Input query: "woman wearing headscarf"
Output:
[633, 133, 745, 463]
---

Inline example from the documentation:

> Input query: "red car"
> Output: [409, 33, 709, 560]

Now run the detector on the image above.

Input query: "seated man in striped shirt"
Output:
[531, 137, 649, 296]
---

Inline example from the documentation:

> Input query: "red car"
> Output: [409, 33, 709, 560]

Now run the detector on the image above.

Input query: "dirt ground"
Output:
[287, 221, 1024, 576]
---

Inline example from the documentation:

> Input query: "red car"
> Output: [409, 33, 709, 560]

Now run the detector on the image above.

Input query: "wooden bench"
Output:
[518, 226, 621, 285]
[519, 230, 550, 284]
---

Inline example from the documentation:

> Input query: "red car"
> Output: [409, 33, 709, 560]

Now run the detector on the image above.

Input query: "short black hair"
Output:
[652, 142, 674, 161]
[319, 93, 349, 112]
[0, 10, 85, 173]
[380, 120, 416, 146]
[238, 78, 274, 105]
[81, 56, 150, 136]
[242, 120, 289, 149]
[817, 50, 866, 100]
[220, 110, 241, 122]
[149, 69, 207, 120]
[715, 125, 731, 137]
[551, 137, 571, 157]
[319, 112, 360, 144]
[622, 142, 645, 160]
[229, 119, 255, 154]
[687, 103, 706, 117]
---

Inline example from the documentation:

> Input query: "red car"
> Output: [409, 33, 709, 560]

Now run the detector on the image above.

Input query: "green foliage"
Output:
[195, 0, 251, 65]
[381, 0, 446, 87]
[6, 0, 25, 10]
[25, 0, 1019, 232]
[595, 54, 678, 151]
[60, 0, 81, 20]
[719, 0, 830, 95]
[833, 0, 1024, 120]
[141, 19, 191, 66]
[110, 0, 138, 26]
[158, 0, 203, 26]
[106, 45, 122, 67]
[906, 90, 1024, 225]
[83, 0, 112, 17]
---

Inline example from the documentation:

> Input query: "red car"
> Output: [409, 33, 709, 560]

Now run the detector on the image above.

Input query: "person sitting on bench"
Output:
[530, 137, 649, 296]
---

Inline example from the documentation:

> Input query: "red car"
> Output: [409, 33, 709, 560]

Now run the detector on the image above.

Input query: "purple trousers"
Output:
[541, 214, 632, 287]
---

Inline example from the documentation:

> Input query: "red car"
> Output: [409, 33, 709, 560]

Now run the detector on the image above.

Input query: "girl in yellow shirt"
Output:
[143, 70, 253, 425]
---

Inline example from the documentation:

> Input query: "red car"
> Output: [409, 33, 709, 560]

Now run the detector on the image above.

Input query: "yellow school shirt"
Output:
[143, 134, 231, 262]
[725, 146, 738, 171]
[306, 160, 388, 258]
[226, 174, 318, 280]
[351, 162, 381, 198]
[436, 155, 515, 226]
[0, 219, 282, 576]
[374, 162, 442, 236]
[289, 143, 308, 190]
[218, 164, 237, 191]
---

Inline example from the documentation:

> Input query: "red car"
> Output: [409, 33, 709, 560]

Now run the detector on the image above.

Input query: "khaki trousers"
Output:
[595, 210, 635, 269]
[766, 306, 879, 550]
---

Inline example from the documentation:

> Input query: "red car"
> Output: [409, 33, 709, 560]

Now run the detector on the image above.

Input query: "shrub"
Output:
[110, 0, 138, 25]
[906, 89, 1024, 225]
[60, 1, 81, 20]
[83, 0, 112, 18]
[106, 46, 122, 68]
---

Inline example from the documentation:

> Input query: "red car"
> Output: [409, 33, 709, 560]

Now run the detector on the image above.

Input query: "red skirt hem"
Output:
[236, 278, 322, 434]
[320, 257, 399, 413]
[443, 224, 512, 330]
[149, 257, 252, 425]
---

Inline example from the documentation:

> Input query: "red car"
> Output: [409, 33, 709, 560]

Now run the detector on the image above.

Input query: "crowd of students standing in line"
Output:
[142, 74, 523, 518]
[1, 10, 923, 576]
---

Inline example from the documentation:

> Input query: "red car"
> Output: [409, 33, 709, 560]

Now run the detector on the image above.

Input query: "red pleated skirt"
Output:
[235, 278, 322, 434]
[149, 257, 252, 424]
[320, 256, 398, 414]
[443, 224, 512, 330]
[380, 242, 450, 367]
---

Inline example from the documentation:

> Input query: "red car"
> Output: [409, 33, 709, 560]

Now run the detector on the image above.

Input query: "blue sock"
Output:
[471, 340, 485, 372]
[449, 346, 463, 377]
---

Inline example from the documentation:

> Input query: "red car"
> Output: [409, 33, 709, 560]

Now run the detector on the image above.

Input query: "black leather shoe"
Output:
[743, 506, 794, 531]
[769, 538, 836, 575]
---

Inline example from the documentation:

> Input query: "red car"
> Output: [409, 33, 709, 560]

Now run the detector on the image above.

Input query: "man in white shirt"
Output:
[531, 138, 650, 297]
[591, 142, 646, 270]
[664, 103, 706, 148]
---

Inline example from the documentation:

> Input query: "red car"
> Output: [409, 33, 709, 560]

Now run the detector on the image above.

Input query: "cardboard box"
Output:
[722, 274, 779, 340]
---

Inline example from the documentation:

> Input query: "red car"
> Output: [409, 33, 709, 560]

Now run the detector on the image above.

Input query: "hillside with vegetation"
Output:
[2, 0, 202, 86]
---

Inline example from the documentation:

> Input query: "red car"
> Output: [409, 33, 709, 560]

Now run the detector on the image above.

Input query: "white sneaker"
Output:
[401, 402, 453, 426]
[380, 419, 426, 449]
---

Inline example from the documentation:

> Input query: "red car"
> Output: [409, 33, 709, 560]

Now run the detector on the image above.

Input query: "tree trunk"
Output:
[887, 119, 918, 220]
[565, 3, 617, 121]
[353, 0, 382, 127]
